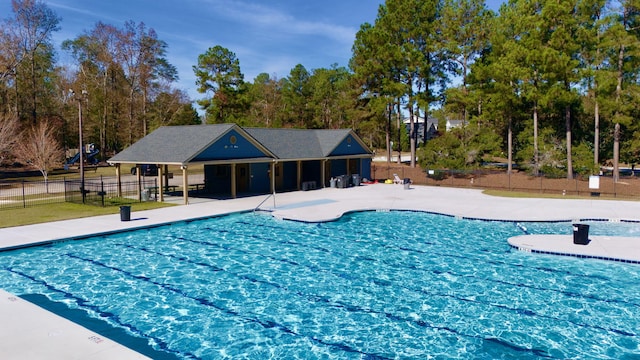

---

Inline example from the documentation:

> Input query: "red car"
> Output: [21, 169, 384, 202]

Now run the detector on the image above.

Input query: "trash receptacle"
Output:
[120, 205, 131, 222]
[573, 224, 589, 245]
[352, 174, 361, 187]
[343, 174, 351, 188]
[403, 178, 411, 190]
[330, 177, 336, 188]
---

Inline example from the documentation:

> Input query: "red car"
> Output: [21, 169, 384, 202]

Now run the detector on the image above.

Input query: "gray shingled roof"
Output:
[244, 128, 353, 160]
[108, 124, 237, 164]
[109, 125, 371, 165]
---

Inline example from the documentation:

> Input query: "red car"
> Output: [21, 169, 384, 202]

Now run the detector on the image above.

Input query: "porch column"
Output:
[182, 165, 189, 205]
[231, 163, 237, 199]
[157, 164, 164, 202]
[115, 164, 122, 197]
[346, 158, 351, 176]
[321, 160, 326, 188]
[270, 162, 276, 194]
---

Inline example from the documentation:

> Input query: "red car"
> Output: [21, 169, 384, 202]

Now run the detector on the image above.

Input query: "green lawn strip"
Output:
[0, 201, 175, 228]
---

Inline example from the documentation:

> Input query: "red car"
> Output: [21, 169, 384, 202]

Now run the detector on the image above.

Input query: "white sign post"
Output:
[589, 175, 600, 196]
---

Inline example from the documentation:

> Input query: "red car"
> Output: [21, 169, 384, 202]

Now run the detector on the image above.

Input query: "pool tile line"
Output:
[106, 231, 561, 357]
[4, 266, 186, 359]
[65, 250, 397, 360]
[19, 293, 181, 360]
[239, 216, 629, 288]
[167, 224, 638, 352]
[509, 244, 640, 265]
[172, 218, 640, 338]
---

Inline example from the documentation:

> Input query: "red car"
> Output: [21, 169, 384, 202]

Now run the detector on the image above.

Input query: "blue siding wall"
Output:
[193, 130, 268, 161]
[330, 135, 370, 156]
[302, 160, 321, 182]
[204, 165, 231, 193]
[330, 159, 347, 177]
[360, 158, 371, 179]
[250, 163, 271, 193]
[282, 162, 297, 190]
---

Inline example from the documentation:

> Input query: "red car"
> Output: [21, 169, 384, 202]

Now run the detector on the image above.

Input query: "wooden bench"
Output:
[163, 185, 178, 193]
[188, 183, 205, 193]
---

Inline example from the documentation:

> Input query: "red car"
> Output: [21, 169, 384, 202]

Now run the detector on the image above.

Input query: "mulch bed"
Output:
[371, 162, 640, 199]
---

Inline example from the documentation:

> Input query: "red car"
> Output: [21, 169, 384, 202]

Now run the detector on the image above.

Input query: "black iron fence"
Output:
[0, 177, 157, 210]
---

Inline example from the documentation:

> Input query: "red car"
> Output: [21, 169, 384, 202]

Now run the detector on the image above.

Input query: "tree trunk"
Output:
[396, 100, 401, 164]
[594, 100, 599, 166]
[533, 101, 539, 176]
[386, 103, 391, 164]
[613, 43, 625, 182]
[508, 115, 513, 174]
[613, 123, 620, 183]
[565, 104, 573, 180]
[409, 103, 416, 168]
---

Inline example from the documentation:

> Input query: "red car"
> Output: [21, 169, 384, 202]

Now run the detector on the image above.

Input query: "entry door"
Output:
[236, 164, 249, 193]
[349, 158, 359, 175]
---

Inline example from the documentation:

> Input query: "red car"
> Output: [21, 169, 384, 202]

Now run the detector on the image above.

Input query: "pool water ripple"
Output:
[1, 211, 640, 359]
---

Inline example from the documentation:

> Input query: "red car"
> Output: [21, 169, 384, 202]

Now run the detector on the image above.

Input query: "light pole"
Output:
[70, 89, 88, 203]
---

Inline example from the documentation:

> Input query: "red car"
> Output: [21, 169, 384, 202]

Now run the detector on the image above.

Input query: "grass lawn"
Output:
[0, 164, 199, 228]
[482, 189, 630, 200]
[0, 201, 175, 228]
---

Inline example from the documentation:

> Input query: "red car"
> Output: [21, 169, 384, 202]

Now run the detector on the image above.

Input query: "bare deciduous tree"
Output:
[0, 114, 20, 162]
[15, 120, 62, 189]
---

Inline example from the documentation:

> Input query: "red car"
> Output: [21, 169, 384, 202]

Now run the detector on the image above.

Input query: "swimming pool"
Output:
[1, 211, 640, 359]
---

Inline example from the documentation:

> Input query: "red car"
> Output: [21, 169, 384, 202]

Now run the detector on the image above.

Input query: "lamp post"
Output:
[70, 89, 88, 203]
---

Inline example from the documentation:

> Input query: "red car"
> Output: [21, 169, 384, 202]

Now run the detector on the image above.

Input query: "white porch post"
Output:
[322, 160, 326, 188]
[270, 162, 276, 194]
[115, 164, 122, 197]
[182, 165, 189, 205]
[157, 164, 164, 202]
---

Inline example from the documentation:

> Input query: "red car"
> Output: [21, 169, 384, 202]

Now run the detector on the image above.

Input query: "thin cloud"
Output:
[199, 0, 357, 44]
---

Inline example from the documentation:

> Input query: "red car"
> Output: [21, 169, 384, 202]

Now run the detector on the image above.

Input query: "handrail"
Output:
[253, 192, 275, 213]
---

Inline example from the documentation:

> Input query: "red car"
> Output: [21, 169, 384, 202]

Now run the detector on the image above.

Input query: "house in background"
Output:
[108, 124, 373, 204]
[403, 115, 439, 144]
[446, 119, 465, 132]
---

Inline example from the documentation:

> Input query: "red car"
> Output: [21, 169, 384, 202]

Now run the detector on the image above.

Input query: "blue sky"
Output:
[1, 0, 386, 101]
[2, 0, 504, 103]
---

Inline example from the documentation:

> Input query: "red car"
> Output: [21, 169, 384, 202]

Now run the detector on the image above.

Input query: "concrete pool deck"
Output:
[1, 183, 640, 359]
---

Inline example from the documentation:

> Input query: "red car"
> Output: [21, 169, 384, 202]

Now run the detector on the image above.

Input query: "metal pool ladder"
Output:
[253, 192, 276, 213]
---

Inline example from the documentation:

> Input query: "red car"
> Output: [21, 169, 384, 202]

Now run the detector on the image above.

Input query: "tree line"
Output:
[1, 0, 639, 182]
[351, 0, 640, 181]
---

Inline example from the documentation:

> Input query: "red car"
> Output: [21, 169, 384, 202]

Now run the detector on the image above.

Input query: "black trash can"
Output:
[403, 178, 411, 190]
[120, 205, 131, 222]
[573, 224, 589, 245]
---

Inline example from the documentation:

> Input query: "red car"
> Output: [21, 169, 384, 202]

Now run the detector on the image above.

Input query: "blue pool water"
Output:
[1, 211, 640, 359]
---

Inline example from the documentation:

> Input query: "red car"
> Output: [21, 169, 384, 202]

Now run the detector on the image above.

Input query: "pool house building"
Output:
[108, 124, 373, 204]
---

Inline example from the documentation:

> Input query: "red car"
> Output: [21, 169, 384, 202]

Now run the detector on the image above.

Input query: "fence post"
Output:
[101, 176, 105, 207]
[22, 180, 26, 208]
